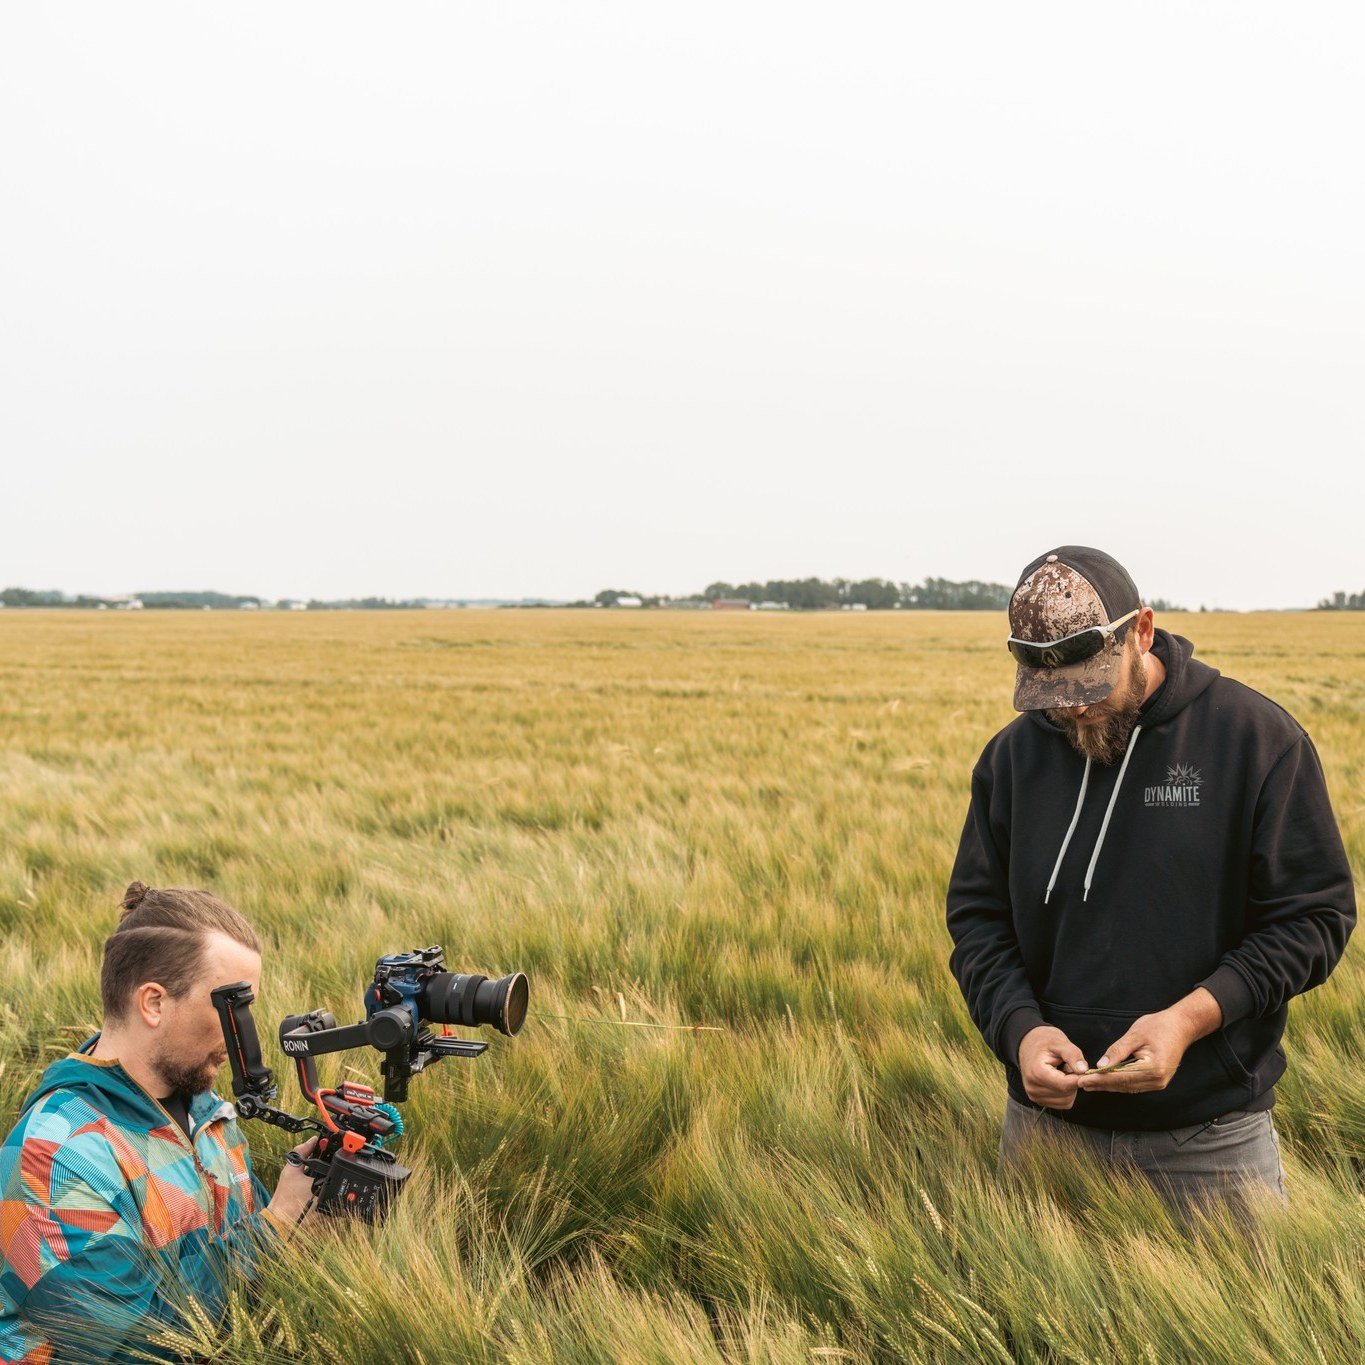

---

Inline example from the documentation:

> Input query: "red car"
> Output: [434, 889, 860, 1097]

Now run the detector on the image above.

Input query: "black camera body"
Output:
[212, 947, 527, 1221]
[366, 946, 529, 1101]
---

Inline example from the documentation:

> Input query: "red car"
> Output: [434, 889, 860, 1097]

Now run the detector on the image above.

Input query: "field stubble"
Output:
[0, 609, 1362, 1363]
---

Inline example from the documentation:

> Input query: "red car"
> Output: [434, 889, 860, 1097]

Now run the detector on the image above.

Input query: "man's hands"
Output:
[1018, 990, 1224, 1104]
[1017, 1026, 1089, 1109]
[1077, 991, 1222, 1095]
[266, 1137, 320, 1228]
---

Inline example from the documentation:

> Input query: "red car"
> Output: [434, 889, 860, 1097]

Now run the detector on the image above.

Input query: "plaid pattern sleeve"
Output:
[1, 1089, 283, 1363]
[1, 1094, 166, 1362]
[195, 1106, 289, 1271]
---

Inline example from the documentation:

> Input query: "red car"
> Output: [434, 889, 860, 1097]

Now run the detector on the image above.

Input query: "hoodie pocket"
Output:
[1039, 1000, 1142, 1067]
[1039, 999, 1251, 1095]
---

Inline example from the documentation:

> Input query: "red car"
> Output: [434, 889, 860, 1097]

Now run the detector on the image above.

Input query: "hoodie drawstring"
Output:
[1082, 724, 1143, 902]
[1044, 758, 1091, 904]
[1044, 723, 1144, 904]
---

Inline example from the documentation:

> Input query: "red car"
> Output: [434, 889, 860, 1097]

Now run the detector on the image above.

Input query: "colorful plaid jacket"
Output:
[0, 1037, 287, 1363]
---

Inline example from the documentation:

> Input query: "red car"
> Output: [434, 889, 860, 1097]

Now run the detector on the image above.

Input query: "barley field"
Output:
[1, 608, 1362, 1363]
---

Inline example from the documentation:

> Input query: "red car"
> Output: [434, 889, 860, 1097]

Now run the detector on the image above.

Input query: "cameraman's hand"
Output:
[1018, 1026, 1088, 1110]
[266, 1138, 319, 1229]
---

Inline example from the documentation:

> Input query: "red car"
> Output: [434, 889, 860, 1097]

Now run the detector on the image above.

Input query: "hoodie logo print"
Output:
[1146, 763, 1202, 808]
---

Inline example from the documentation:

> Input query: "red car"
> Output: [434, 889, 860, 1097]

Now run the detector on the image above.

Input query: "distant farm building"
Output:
[755, 601, 789, 611]
[712, 598, 754, 611]
[615, 596, 643, 608]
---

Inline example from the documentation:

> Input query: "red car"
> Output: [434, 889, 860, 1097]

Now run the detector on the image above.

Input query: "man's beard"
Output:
[151, 1046, 224, 1098]
[1046, 641, 1146, 766]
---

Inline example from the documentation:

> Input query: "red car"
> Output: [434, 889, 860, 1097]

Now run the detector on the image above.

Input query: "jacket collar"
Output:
[73, 1031, 230, 1131]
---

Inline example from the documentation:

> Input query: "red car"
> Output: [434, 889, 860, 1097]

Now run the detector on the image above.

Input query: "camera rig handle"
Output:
[211, 982, 411, 1217]
[211, 981, 276, 1101]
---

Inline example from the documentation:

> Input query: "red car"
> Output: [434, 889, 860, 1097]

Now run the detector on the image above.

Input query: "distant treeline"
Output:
[0, 588, 268, 610]
[579, 580, 1196, 611]
[1, 588, 122, 609]
[0, 588, 436, 611]
[0, 580, 1204, 613]
[708, 577, 1012, 610]
[141, 591, 263, 610]
[574, 577, 1013, 610]
[1317, 591, 1365, 610]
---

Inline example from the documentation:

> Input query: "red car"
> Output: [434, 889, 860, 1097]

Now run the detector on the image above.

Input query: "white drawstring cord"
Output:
[1083, 724, 1143, 901]
[1044, 758, 1091, 904]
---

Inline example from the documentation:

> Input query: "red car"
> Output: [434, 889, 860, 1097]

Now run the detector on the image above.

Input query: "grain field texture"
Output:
[1, 609, 1361, 1363]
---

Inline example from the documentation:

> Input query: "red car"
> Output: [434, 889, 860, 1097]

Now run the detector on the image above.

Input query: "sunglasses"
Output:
[1006, 608, 1139, 669]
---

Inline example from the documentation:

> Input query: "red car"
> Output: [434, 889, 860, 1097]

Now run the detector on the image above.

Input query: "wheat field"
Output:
[1, 608, 1362, 1363]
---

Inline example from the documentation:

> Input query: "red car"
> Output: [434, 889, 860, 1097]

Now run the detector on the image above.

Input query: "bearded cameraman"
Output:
[0, 882, 317, 1363]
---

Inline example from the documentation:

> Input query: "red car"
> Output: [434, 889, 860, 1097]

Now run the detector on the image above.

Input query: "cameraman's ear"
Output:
[134, 981, 170, 1029]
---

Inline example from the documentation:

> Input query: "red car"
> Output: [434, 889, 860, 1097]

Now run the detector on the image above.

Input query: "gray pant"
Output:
[998, 1095, 1288, 1221]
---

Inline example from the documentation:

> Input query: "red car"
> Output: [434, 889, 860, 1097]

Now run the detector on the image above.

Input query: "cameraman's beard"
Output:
[151, 1045, 224, 1099]
[1046, 642, 1145, 766]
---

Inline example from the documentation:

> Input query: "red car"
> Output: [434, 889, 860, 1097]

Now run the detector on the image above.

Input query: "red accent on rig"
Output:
[313, 1089, 343, 1133]
[341, 1131, 366, 1154]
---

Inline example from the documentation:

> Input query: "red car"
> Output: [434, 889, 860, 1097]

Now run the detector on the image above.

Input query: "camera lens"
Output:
[492, 972, 529, 1035]
[422, 971, 529, 1036]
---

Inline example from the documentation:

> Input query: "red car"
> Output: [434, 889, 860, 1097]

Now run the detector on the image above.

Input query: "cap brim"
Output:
[1012, 636, 1123, 711]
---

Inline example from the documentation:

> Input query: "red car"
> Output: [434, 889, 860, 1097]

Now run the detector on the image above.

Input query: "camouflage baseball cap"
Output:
[1009, 547, 1141, 711]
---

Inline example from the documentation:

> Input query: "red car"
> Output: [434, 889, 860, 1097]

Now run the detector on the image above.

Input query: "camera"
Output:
[212, 946, 527, 1221]
[366, 947, 528, 1100]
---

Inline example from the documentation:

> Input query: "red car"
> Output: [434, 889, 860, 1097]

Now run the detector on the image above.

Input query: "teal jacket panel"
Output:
[0, 1036, 285, 1363]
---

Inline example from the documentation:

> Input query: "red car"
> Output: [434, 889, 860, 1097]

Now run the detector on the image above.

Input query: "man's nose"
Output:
[1073, 704, 1088, 715]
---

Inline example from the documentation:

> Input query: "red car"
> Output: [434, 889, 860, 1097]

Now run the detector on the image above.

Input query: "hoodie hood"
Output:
[18, 1033, 232, 1135]
[1026, 628, 1220, 737]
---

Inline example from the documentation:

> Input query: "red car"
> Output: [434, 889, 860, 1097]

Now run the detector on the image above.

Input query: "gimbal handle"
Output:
[210, 981, 277, 1102]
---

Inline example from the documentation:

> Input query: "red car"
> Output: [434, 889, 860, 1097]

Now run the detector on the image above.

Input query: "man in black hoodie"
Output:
[945, 545, 1356, 1216]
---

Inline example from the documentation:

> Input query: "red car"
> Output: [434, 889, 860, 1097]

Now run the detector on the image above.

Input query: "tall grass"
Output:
[1, 609, 1361, 1361]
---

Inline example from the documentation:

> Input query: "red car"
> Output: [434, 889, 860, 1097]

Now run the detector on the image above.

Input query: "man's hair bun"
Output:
[102, 883, 261, 1021]
[120, 880, 151, 912]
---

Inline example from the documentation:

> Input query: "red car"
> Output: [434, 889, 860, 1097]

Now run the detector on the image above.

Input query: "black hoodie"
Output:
[946, 628, 1356, 1130]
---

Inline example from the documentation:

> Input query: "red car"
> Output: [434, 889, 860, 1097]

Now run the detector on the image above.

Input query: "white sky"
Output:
[2, 4, 1361, 608]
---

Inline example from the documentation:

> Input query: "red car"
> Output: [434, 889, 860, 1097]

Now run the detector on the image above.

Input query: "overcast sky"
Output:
[3, 4, 1361, 609]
